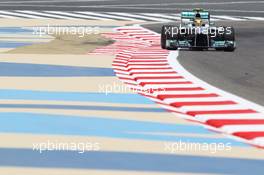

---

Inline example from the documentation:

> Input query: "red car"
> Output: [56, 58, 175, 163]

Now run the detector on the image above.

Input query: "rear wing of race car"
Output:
[181, 11, 210, 20]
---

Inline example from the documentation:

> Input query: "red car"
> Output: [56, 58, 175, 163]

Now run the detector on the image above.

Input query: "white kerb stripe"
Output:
[116, 74, 133, 79]
[114, 70, 130, 75]
[143, 84, 198, 89]
[130, 69, 173, 73]
[128, 62, 167, 65]
[153, 90, 210, 95]
[132, 73, 179, 77]
[164, 97, 229, 104]
[137, 79, 186, 83]
[196, 113, 264, 122]
[180, 104, 248, 112]
[252, 137, 264, 146]
[129, 59, 167, 61]
[127, 65, 171, 69]
[221, 125, 264, 133]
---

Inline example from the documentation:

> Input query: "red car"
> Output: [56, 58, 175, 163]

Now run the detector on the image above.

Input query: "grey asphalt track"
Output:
[143, 21, 264, 106]
[0, 0, 263, 17]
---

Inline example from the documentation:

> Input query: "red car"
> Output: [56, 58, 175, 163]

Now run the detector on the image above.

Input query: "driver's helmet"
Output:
[194, 13, 202, 26]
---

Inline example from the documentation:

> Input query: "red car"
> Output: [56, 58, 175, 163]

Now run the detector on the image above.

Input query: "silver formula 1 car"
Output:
[161, 8, 236, 51]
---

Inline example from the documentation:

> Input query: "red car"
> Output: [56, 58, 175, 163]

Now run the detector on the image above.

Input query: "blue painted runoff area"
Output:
[0, 112, 246, 145]
[0, 90, 154, 104]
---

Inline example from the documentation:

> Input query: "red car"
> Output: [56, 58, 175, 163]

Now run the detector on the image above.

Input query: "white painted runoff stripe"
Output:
[16, 10, 73, 19]
[72, 12, 115, 20]
[45, 11, 108, 20]
[0, 10, 45, 19]
[110, 12, 171, 22]
[77, 11, 144, 21]
[0, 13, 21, 19]
[143, 13, 181, 20]
[28, 10, 78, 19]
[0, 10, 262, 22]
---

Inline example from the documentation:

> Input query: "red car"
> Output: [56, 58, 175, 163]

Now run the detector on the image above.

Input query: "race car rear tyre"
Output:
[161, 26, 167, 49]
[224, 27, 235, 41]
[224, 47, 235, 52]
[161, 25, 179, 49]
[215, 48, 224, 51]
[224, 27, 236, 52]
[168, 46, 178, 50]
[161, 25, 171, 49]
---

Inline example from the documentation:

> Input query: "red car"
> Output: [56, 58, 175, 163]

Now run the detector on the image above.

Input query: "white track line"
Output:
[212, 15, 246, 21]
[243, 16, 264, 21]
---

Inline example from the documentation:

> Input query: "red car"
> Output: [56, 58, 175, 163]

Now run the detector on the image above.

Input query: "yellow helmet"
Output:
[194, 18, 202, 26]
